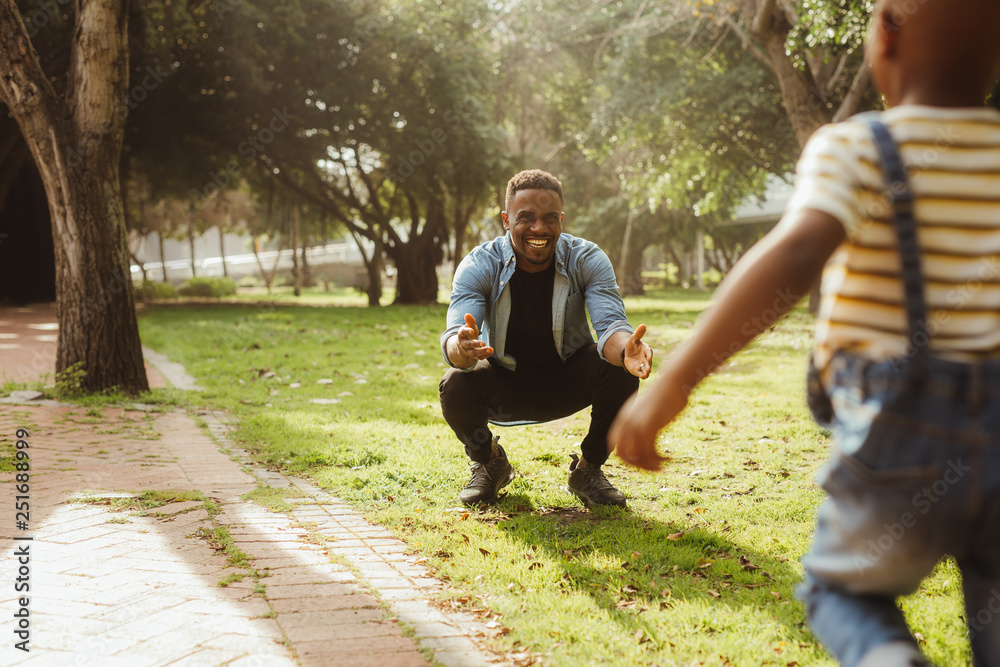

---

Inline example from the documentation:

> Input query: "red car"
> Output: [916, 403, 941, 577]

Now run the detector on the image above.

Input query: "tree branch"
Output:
[833, 63, 873, 122]
[722, 15, 774, 75]
[0, 0, 66, 152]
[751, 0, 777, 36]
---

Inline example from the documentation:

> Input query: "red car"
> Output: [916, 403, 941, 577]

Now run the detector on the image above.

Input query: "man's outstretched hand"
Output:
[623, 324, 653, 380]
[455, 313, 494, 362]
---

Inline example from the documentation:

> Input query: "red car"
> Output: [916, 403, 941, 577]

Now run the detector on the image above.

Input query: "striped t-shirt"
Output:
[785, 105, 1000, 373]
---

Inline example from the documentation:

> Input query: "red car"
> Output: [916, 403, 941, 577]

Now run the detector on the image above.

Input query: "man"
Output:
[439, 169, 653, 508]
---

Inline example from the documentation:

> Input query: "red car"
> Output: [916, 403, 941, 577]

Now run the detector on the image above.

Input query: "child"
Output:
[608, 1, 1000, 665]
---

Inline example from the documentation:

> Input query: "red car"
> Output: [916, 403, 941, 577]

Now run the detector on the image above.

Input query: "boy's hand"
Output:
[608, 382, 685, 471]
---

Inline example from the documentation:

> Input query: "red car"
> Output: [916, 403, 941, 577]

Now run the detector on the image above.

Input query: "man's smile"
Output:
[526, 238, 550, 248]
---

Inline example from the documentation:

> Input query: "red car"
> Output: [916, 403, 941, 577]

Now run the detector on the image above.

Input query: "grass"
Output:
[192, 525, 268, 588]
[134, 288, 973, 666]
[242, 484, 307, 513]
[71, 489, 216, 517]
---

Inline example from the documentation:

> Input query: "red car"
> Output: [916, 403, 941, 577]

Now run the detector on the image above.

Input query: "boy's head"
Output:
[866, 0, 1000, 107]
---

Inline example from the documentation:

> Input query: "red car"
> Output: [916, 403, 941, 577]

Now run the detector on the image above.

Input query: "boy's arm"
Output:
[608, 208, 847, 471]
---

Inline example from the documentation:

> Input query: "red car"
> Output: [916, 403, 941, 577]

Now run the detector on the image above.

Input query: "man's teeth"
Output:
[527, 239, 548, 247]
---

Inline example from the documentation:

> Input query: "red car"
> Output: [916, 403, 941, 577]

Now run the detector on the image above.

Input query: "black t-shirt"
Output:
[505, 263, 561, 368]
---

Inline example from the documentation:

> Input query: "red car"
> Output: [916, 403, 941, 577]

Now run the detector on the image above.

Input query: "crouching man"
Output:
[439, 169, 652, 508]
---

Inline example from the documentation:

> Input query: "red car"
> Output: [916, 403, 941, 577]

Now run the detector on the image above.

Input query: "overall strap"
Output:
[865, 117, 928, 353]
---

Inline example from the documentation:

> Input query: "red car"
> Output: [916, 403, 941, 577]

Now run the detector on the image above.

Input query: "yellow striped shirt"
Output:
[785, 105, 1000, 372]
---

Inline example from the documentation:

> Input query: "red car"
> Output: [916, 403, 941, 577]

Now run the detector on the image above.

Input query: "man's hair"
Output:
[504, 169, 563, 213]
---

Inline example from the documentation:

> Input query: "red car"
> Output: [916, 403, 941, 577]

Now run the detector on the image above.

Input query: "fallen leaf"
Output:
[707, 589, 721, 598]
[479, 547, 491, 556]
[770, 591, 781, 599]
[667, 531, 684, 541]
[460, 512, 470, 521]
[696, 558, 714, 569]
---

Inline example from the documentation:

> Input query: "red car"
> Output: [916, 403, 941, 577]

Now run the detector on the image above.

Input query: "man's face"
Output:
[502, 188, 563, 273]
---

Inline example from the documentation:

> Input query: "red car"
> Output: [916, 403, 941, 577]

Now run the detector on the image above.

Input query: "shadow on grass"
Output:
[490, 496, 815, 654]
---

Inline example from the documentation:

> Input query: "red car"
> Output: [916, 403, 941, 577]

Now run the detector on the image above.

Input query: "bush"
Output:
[236, 275, 263, 288]
[177, 277, 237, 298]
[134, 280, 178, 301]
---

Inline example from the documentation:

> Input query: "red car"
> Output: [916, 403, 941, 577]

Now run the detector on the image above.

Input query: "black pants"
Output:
[439, 344, 639, 466]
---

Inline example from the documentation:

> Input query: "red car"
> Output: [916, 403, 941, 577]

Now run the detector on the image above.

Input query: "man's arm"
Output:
[441, 251, 492, 369]
[609, 208, 847, 470]
[577, 243, 652, 374]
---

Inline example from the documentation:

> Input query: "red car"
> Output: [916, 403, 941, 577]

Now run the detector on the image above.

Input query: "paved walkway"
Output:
[0, 305, 512, 667]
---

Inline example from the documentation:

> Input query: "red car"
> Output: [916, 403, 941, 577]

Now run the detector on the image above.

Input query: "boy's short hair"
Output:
[504, 170, 563, 213]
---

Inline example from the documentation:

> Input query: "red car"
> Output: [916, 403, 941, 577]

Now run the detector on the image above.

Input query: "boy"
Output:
[608, 1, 1000, 665]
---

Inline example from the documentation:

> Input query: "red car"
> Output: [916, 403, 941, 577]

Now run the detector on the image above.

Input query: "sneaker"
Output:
[459, 437, 515, 505]
[567, 453, 626, 508]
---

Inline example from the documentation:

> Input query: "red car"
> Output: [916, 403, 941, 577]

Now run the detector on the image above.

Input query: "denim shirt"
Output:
[440, 233, 634, 371]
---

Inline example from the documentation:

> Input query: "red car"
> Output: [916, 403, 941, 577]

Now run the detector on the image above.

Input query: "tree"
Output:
[0, 0, 148, 393]
[254, 0, 506, 304]
[727, 0, 876, 145]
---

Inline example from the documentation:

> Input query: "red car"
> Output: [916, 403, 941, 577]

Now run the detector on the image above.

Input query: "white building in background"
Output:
[129, 232, 369, 287]
[725, 174, 795, 227]
[689, 174, 794, 289]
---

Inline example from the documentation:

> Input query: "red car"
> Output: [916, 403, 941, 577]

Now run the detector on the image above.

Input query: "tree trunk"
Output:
[300, 233, 311, 288]
[617, 208, 636, 292]
[351, 231, 382, 307]
[159, 230, 169, 282]
[391, 242, 438, 305]
[664, 242, 685, 285]
[252, 236, 280, 293]
[617, 208, 645, 296]
[218, 225, 228, 278]
[291, 205, 301, 297]
[0, 0, 148, 394]
[131, 249, 147, 283]
[742, 0, 833, 148]
[746, 0, 834, 312]
[187, 218, 197, 278]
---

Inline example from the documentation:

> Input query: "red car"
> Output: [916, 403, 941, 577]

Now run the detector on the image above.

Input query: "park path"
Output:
[0, 305, 513, 667]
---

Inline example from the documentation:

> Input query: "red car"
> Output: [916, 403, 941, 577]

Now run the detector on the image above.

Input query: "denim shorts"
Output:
[800, 352, 1000, 665]
[805, 351, 1000, 589]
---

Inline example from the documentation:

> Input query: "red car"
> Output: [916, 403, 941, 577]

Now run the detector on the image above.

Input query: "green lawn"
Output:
[135, 288, 971, 666]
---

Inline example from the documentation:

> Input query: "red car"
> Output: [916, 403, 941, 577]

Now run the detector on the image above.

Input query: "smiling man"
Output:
[439, 169, 653, 508]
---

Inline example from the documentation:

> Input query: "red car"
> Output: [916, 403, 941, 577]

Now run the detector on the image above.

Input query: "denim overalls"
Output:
[799, 118, 1000, 666]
